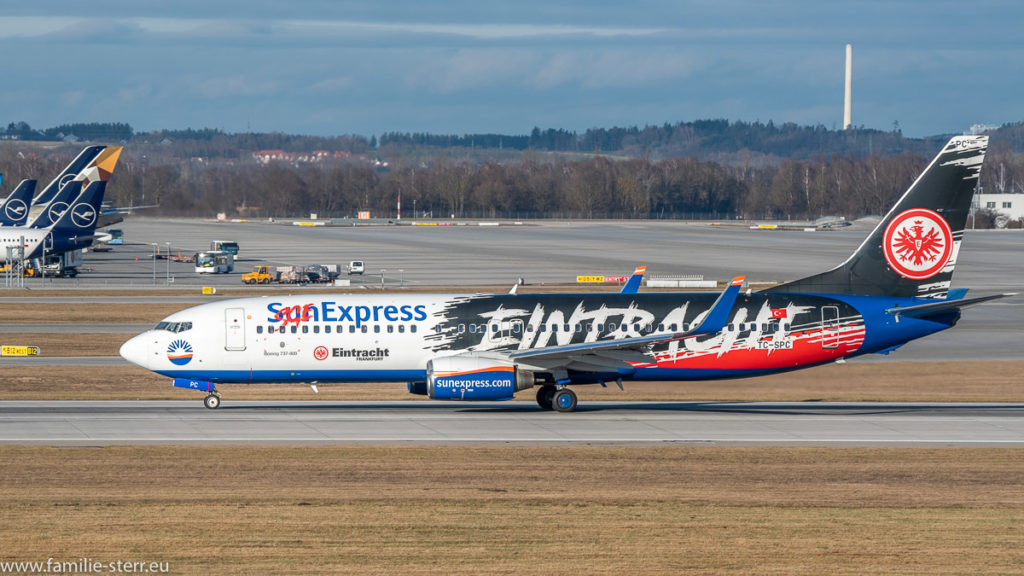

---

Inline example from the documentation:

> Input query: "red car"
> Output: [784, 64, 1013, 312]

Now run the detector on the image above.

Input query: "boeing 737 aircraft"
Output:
[121, 136, 1012, 411]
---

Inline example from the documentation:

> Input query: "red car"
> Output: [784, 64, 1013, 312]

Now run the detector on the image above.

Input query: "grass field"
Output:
[2, 446, 1022, 575]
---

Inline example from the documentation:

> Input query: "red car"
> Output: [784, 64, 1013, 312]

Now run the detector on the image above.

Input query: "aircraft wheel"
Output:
[204, 394, 221, 409]
[552, 388, 577, 413]
[536, 385, 556, 410]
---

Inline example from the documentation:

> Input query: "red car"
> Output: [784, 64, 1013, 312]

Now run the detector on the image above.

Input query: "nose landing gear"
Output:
[203, 392, 222, 410]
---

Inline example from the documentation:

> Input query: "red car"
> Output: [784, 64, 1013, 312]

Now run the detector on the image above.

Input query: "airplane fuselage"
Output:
[121, 292, 956, 385]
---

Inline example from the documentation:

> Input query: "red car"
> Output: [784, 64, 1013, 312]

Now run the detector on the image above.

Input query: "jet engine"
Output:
[424, 354, 535, 401]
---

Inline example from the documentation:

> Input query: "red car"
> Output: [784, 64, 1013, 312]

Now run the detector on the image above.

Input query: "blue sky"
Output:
[0, 1, 1020, 138]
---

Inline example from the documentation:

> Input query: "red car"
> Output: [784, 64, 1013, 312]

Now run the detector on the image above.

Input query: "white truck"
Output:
[347, 260, 364, 275]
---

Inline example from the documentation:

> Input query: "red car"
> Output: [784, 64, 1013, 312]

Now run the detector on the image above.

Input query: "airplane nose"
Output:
[119, 334, 150, 368]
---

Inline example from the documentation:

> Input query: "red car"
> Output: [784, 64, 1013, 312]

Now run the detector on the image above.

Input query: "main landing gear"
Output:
[536, 385, 577, 413]
[203, 391, 222, 409]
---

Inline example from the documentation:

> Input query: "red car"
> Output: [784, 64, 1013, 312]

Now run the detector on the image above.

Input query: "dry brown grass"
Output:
[1, 446, 1022, 575]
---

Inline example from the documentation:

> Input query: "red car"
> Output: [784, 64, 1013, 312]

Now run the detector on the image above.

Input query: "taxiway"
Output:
[4, 401, 1023, 446]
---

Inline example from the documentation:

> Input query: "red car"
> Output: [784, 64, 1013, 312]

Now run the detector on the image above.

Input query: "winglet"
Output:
[691, 276, 744, 334]
[619, 265, 647, 294]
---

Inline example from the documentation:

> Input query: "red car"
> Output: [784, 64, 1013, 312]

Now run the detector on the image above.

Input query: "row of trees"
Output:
[2, 126, 1022, 225]
[0, 145, 932, 221]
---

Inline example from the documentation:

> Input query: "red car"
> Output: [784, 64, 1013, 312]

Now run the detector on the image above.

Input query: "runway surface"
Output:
[4, 400, 1024, 446]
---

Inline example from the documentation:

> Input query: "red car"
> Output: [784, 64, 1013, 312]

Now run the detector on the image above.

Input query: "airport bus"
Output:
[194, 250, 234, 274]
[108, 229, 125, 245]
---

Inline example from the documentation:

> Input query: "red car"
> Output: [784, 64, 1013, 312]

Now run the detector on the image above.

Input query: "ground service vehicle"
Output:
[108, 229, 124, 245]
[348, 260, 364, 275]
[243, 265, 277, 284]
[211, 240, 239, 256]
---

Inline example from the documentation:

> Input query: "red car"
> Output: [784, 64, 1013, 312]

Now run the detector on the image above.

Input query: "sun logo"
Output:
[167, 339, 194, 366]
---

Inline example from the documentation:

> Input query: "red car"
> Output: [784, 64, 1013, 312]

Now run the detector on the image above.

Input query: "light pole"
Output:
[400, 269, 404, 287]
[151, 243, 157, 285]
[165, 242, 171, 285]
[412, 199, 416, 219]
[380, 269, 386, 289]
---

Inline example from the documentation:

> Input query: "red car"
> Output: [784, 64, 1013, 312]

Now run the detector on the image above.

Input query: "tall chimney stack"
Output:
[844, 44, 852, 130]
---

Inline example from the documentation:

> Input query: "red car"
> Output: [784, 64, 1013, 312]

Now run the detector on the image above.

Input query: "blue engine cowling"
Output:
[426, 354, 535, 401]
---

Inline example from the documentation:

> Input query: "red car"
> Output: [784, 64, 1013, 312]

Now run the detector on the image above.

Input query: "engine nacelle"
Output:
[426, 354, 535, 401]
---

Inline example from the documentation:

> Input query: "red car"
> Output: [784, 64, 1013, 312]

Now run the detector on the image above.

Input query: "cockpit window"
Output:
[154, 321, 193, 333]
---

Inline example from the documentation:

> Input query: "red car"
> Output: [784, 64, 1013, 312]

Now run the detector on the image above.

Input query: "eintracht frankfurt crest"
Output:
[882, 208, 953, 280]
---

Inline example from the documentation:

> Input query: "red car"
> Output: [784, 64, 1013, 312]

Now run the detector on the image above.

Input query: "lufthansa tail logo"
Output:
[3, 199, 26, 221]
[47, 201, 69, 224]
[70, 203, 97, 228]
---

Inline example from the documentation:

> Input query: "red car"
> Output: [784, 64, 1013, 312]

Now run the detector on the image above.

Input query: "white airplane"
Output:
[121, 136, 1013, 411]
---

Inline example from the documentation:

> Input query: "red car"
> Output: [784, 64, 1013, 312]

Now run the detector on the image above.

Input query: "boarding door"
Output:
[821, 306, 839, 349]
[225, 307, 246, 351]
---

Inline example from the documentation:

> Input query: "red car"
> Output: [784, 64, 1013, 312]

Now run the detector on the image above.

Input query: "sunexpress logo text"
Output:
[266, 302, 427, 328]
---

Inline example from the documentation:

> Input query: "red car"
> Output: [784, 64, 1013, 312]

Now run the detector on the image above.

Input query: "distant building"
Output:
[975, 193, 1024, 223]
[253, 150, 351, 165]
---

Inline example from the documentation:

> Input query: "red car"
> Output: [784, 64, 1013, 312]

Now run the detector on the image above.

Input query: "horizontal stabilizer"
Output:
[886, 293, 1016, 319]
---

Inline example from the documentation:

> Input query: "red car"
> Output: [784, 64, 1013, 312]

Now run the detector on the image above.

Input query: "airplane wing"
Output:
[509, 276, 744, 377]
[886, 292, 1017, 319]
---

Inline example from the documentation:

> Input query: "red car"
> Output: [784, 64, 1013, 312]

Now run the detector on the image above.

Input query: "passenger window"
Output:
[410, 325, 417, 333]
[551, 325, 558, 333]
[325, 325, 332, 334]
[256, 326, 263, 334]
[469, 325, 477, 334]
[313, 325, 320, 334]
[458, 324, 466, 333]
[563, 324, 570, 332]
[290, 326, 297, 334]
[302, 325, 309, 334]
[608, 323, 617, 331]
[398, 325, 405, 333]
[361, 326, 368, 333]
[349, 325, 356, 334]
[373, 325, 380, 333]
[387, 325, 394, 333]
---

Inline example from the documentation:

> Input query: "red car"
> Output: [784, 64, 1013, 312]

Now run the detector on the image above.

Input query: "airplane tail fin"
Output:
[619, 266, 647, 294]
[769, 135, 988, 298]
[0, 179, 37, 226]
[32, 145, 106, 206]
[50, 181, 105, 237]
[73, 146, 123, 188]
[30, 181, 82, 229]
